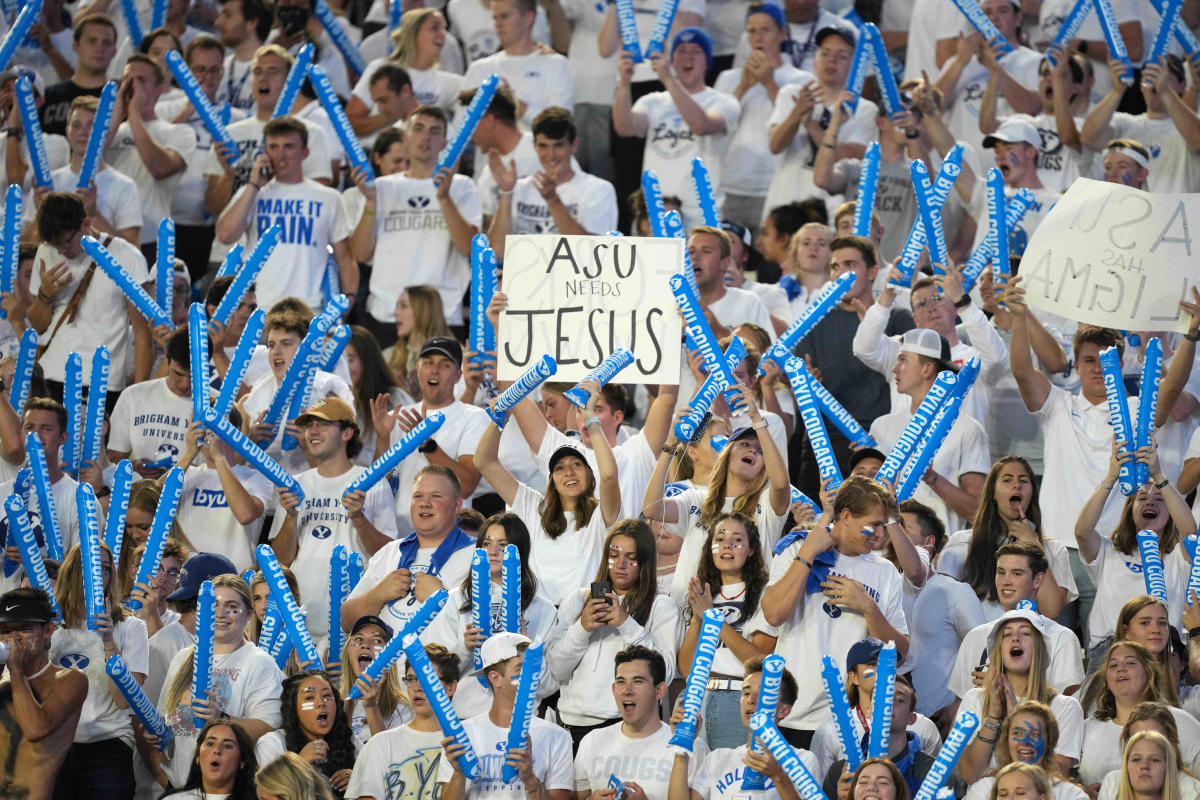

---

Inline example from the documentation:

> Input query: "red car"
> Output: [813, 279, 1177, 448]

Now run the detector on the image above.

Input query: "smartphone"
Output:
[591, 581, 612, 604]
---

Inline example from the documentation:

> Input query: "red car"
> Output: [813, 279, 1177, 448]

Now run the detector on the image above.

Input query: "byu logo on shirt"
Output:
[59, 653, 90, 669]
[312, 525, 333, 540]
[1125, 561, 1145, 574]
[823, 601, 842, 618]
[408, 196, 431, 209]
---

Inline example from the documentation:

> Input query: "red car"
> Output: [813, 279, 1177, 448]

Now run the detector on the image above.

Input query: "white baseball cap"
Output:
[983, 118, 1041, 150]
[472, 632, 531, 676]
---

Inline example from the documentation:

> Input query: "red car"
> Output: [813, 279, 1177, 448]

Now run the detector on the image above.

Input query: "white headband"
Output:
[1107, 145, 1149, 169]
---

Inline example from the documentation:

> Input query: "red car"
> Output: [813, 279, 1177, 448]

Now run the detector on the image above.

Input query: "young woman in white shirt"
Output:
[255, 671, 357, 793]
[848, 757, 911, 800]
[1075, 441, 1197, 665]
[1078, 597, 1180, 711]
[964, 700, 1088, 800]
[254, 752, 334, 800]
[943, 456, 1074, 619]
[420, 511, 558, 717]
[956, 612, 1083, 783]
[159, 720, 259, 800]
[987, 763, 1056, 800]
[1077, 642, 1200, 788]
[339, 615, 411, 752]
[124, 538, 187, 637]
[679, 511, 775, 750]
[546, 519, 683, 747]
[473, 382, 621, 605]
[1094, 703, 1200, 800]
[1111, 731, 1185, 800]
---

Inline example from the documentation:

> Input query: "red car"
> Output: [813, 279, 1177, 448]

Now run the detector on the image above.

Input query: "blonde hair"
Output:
[253, 43, 294, 68]
[255, 753, 334, 800]
[980, 618, 1055, 721]
[1117, 731, 1181, 800]
[247, 567, 300, 645]
[699, 440, 768, 532]
[339, 628, 408, 721]
[55, 543, 126, 629]
[387, 285, 451, 391]
[988, 763, 1052, 800]
[161, 575, 253, 713]
[390, 8, 442, 67]
[116, 479, 192, 590]
[116, 538, 188, 604]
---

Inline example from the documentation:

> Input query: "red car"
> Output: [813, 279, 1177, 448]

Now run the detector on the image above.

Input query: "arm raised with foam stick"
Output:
[1149, 0, 1200, 57]
[126, 467, 184, 611]
[749, 711, 830, 800]
[671, 274, 745, 411]
[674, 337, 747, 444]
[70, 89, 106, 161]
[987, 168, 1009, 304]
[215, 244, 245, 280]
[761, 272, 856, 374]
[313, 0, 367, 76]
[164, 51, 238, 157]
[785, 358, 843, 490]
[668, 608, 724, 752]
[0, 0, 44, 71]
[1047, 0, 1091, 65]
[320, 325, 352, 373]
[1138, 530, 1169, 604]
[9, 329, 35, 416]
[81, 236, 171, 326]
[642, 0, 680, 59]
[470, 548, 490, 679]
[260, 316, 331, 438]
[947, 0, 1013, 56]
[106, 655, 172, 750]
[0, 185, 20, 318]
[875, 371, 958, 484]
[6, 496, 61, 619]
[120, 0, 144, 45]
[1093, 0, 1133, 84]
[469, 234, 498, 364]
[662, 210, 702, 299]
[329, 546, 351, 661]
[1101, 346, 1137, 496]
[912, 713, 981, 800]
[741, 654, 787, 790]
[274, 44, 314, 117]
[1186, 534, 1200, 604]
[257, 599, 281, 648]
[1136, 339, 1162, 487]
[805, 370, 875, 447]
[404, 631, 479, 778]
[15, 77, 51, 188]
[211, 228, 276, 326]
[691, 158, 720, 227]
[77, 484, 105, 630]
[641, 170, 669, 237]
[565, 349, 634, 408]
[189, 303, 210, 427]
[343, 411, 446, 496]
[615, 0, 641, 62]
[820, 655, 862, 773]
[202, 407, 306, 500]
[63, 354, 82, 477]
[911, 160, 948, 273]
[853, 143, 880, 237]
[487, 355, 557, 429]
[501, 642, 544, 783]
[255, 544, 322, 667]
[1143, 0, 1182, 87]
[192, 580, 215, 727]
[896, 395, 964, 500]
[844, 33, 871, 114]
[26, 432, 62, 560]
[156, 219, 175, 317]
[962, 189, 1032, 292]
[890, 150, 962, 287]
[314, 293, 351, 331]
[438, 75, 500, 174]
[501, 544, 520, 632]
[309, 64, 373, 181]
[104, 460, 133, 561]
[349, 590, 447, 699]
[213, 308, 265, 417]
[863, 24, 905, 119]
[868, 641, 897, 758]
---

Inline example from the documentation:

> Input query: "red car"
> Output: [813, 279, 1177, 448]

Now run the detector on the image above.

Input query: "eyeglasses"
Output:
[912, 294, 946, 312]
[191, 65, 224, 76]
[158, 567, 182, 582]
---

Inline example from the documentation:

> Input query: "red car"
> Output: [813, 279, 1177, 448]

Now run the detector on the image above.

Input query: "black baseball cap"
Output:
[167, 553, 238, 602]
[419, 336, 463, 365]
[0, 588, 55, 624]
[849, 447, 887, 473]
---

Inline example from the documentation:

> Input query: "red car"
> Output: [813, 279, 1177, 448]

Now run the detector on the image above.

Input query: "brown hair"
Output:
[828, 234, 878, 268]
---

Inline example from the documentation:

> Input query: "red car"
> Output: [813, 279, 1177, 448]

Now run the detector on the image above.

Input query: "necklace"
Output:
[27, 662, 51, 680]
[718, 583, 746, 601]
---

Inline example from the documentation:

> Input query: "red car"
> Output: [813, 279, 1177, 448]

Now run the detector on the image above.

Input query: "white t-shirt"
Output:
[177, 463, 274, 572]
[222, 54, 256, 111]
[345, 724, 446, 800]
[446, 0, 553, 64]
[632, 87, 740, 228]
[348, 533, 476, 635]
[201, 114, 333, 193]
[939, 529, 1080, 618]
[713, 64, 813, 197]
[534, 424, 655, 521]
[507, 170, 618, 235]
[0, 131, 69, 227]
[146, 620, 195, 715]
[753, 541, 908, 731]
[909, 572, 987, 716]
[50, 618, 149, 747]
[354, 60, 464, 116]
[558, 0, 617, 105]
[959, 687, 1083, 762]
[367, 172, 482, 325]
[1098, 113, 1200, 193]
[1078, 708, 1200, 786]
[576, 722, 709, 799]
[691, 743, 816, 800]
[810, 712, 943, 779]
[708, 289, 774, 341]
[1083, 536, 1191, 647]
[998, 112, 1094, 194]
[464, 50, 574, 129]
[436, 714, 575, 799]
[107, 118, 197, 244]
[51, 164, 142, 234]
[268, 464, 400, 637]
[940, 48, 1042, 165]
[231, 178, 351, 310]
[0, 473, 82, 586]
[29, 237, 150, 389]
[511, 482, 609, 606]
[476, 132, 540, 218]
[107, 377, 193, 463]
[949, 614, 1085, 699]
[968, 183, 1061, 258]
[156, 95, 251, 227]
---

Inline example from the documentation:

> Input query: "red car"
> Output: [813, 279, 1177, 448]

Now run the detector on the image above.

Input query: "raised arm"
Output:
[474, 411, 520, 505]
[1080, 60, 1127, 151]
[580, 381, 622, 527]
[1000, 276, 1051, 412]
[1074, 438, 1124, 563]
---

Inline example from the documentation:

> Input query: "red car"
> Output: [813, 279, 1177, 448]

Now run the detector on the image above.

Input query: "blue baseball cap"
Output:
[747, 2, 786, 29]
[167, 553, 238, 601]
[846, 637, 884, 672]
[672, 27, 714, 67]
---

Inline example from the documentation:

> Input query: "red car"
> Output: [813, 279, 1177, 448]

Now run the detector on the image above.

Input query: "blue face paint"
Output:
[1012, 720, 1045, 764]
[1008, 151, 1019, 167]
[1120, 171, 1134, 186]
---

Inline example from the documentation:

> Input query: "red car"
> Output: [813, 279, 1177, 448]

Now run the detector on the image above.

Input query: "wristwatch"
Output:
[953, 294, 972, 309]
[418, 438, 439, 454]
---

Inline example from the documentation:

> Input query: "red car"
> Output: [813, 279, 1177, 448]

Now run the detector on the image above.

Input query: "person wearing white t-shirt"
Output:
[351, 106, 482, 332]
[470, 86, 540, 224]
[438, 633, 575, 800]
[215, 115, 357, 312]
[615, 29, 738, 229]
[577, 645, 711, 797]
[487, 107, 617, 255]
[106, 54, 196, 255]
[54, 95, 141, 245]
[213, 0, 270, 112]
[341, 465, 477, 637]
[345, 642, 462, 800]
[462, 0, 574, 129]
[756, 477, 909, 747]
[1081, 55, 1200, 193]
[270, 397, 400, 639]
[714, 5, 811, 231]
[344, 62, 420, 144]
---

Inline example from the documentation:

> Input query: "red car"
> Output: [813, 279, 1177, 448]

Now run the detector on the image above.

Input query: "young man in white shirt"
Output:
[472, 86, 540, 226]
[341, 465, 476, 636]
[688, 225, 774, 339]
[487, 107, 617, 256]
[439, 632, 574, 800]
[108, 327, 202, 476]
[351, 105, 482, 337]
[614, 28, 739, 229]
[215, 115, 357, 311]
[271, 397, 399, 639]
[577, 645, 708, 797]
[346, 643, 462, 800]
[107, 53, 197, 259]
[463, 0, 574, 128]
[213, 0, 271, 111]
[52, 95, 141, 245]
[756, 476, 909, 747]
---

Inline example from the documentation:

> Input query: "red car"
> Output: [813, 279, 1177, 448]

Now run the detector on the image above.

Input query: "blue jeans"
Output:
[52, 738, 135, 800]
[700, 687, 749, 750]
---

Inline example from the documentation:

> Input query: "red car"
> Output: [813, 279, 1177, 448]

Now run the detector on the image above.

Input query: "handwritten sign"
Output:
[497, 234, 683, 384]
[1022, 179, 1197, 333]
